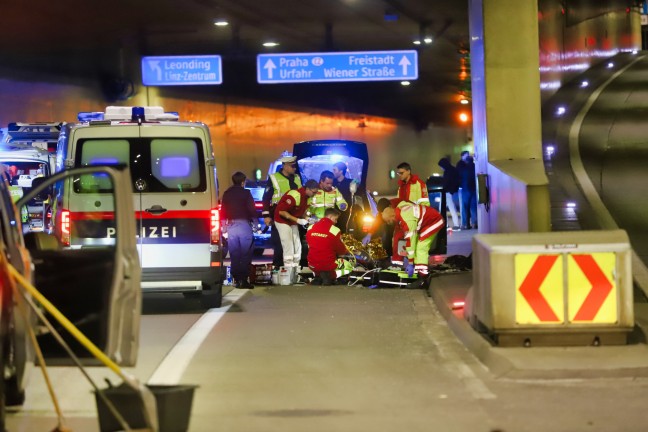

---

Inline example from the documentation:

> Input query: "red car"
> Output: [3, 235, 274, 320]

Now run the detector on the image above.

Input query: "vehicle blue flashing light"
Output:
[78, 112, 105, 122]
[132, 107, 146, 123]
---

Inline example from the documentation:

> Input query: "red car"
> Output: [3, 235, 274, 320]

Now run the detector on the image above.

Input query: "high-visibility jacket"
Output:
[395, 201, 444, 257]
[308, 187, 348, 219]
[306, 217, 348, 272]
[274, 188, 310, 225]
[262, 172, 302, 217]
[397, 174, 429, 206]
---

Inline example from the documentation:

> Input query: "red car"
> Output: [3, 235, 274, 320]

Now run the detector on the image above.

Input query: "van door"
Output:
[17, 165, 141, 366]
[71, 132, 144, 269]
[136, 131, 212, 273]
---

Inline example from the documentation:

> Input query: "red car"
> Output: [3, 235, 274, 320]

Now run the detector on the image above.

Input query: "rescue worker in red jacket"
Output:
[395, 162, 430, 207]
[383, 200, 444, 279]
[274, 179, 319, 272]
[390, 162, 430, 266]
[306, 208, 349, 285]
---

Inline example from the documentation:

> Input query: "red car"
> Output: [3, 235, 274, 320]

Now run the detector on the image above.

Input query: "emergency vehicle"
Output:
[293, 140, 377, 236]
[53, 106, 223, 308]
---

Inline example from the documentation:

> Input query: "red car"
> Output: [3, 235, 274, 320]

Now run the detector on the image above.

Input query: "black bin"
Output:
[95, 384, 198, 432]
[425, 176, 447, 255]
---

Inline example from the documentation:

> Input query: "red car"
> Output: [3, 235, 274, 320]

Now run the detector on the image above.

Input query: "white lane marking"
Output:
[568, 54, 648, 296]
[147, 288, 249, 385]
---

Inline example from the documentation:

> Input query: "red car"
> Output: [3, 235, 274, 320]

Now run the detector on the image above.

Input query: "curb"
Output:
[428, 272, 648, 379]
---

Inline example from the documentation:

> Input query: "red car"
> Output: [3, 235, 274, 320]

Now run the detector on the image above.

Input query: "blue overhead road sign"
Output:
[142, 55, 222, 86]
[257, 50, 418, 84]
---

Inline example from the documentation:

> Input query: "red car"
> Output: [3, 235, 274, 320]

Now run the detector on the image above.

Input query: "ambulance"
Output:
[53, 106, 223, 307]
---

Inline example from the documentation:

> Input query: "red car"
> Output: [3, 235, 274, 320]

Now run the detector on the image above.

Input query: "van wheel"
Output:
[201, 284, 222, 308]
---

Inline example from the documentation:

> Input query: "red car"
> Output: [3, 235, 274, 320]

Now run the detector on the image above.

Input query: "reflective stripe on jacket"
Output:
[395, 201, 444, 255]
[270, 172, 302, 205]
[398, 174, 429, 206]
[308, 187, 348, 219]
[306, 217, 348, 272]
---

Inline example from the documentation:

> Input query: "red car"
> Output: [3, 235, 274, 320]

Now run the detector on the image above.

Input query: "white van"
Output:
[54, 106, 223, 307]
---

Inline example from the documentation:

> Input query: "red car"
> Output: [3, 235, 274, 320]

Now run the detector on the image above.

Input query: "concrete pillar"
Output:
[469, 0, 550, 233]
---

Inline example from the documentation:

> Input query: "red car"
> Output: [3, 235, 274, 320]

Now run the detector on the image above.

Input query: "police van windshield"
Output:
[74, 138, 206, 193]
[297, 155, 363, 184]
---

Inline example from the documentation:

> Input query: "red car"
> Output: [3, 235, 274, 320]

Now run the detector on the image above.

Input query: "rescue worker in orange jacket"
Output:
[306, 208, 349, 286]
[383, 200, 444, 278]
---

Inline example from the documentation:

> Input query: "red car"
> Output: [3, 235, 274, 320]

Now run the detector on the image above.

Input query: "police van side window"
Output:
[75, 139, 129, 193]
[150, 139, 203, 192]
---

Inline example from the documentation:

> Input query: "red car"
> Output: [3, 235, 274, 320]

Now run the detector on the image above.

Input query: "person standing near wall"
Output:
[262, 155, 302, 269]
[221, 171, 257, 288]
[438, 157, 460, 230]
[456, 151, 477, 230]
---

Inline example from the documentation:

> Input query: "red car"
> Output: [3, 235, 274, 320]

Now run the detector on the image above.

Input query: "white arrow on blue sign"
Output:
[257, 50, 418, 84]
[142, 55, 222, 86]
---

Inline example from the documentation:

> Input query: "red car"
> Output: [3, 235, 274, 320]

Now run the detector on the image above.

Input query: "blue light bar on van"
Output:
[78, 112, 105, 122]
[132, 107, 145, 123]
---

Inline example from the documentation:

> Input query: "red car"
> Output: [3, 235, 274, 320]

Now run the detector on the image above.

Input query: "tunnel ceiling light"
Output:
[213, 19, 229, 26]
[413, 40, 421, 45]
[460, 99, 469, 105]
[607, 62, 614, 68]
[566, 202, 577, 208]
[556, 106, 566, 116]
[581, 80, 589, 88]
[401, 81, 411, 86]
[263, 41, 280, 47]
[423, 37, 433, 44]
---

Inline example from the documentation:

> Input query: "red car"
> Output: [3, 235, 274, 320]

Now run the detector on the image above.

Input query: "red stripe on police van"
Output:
[70, 210, 210, 220]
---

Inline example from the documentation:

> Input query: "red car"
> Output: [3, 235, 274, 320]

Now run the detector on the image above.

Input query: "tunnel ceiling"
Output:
[0, 0, 469, 127]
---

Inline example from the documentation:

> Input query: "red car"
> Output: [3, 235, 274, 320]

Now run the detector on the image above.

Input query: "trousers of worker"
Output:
[407, 231, 434, 276]
[274, 222, 301, 268]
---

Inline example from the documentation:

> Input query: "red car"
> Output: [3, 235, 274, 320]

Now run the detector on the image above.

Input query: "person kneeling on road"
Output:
[382, 201, 444, 287]
[306, 208, 351, 286]
[274, 179, 319, 275]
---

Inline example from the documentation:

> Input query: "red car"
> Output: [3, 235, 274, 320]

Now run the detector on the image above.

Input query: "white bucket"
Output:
[278, 267, 292, 286]
[271, 271, 279, 285]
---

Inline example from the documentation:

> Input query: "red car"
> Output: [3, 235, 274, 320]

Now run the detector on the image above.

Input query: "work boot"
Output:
[310, 276, 323, 286]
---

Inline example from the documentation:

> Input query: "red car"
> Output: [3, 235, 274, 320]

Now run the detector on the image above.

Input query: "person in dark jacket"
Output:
[456, 151, 477, 230]
[332, 161, 354, 233]
[370, 197, 394, 257]
[221, 171, 258, 288]
[438, 157, 460, 230]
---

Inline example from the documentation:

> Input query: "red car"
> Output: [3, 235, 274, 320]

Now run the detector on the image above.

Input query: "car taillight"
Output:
[61, 209, 71, 246]
[210, 208, 220, 244]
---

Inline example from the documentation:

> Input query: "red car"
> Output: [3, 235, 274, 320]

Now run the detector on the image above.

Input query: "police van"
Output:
[54, 106, 223, 307]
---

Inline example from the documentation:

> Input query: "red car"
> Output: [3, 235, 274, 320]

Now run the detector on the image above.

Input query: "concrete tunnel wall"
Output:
[0, 67, 468, 197]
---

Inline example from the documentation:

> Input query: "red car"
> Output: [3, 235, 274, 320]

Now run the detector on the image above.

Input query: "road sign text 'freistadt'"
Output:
[257, 50, 418, 84]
